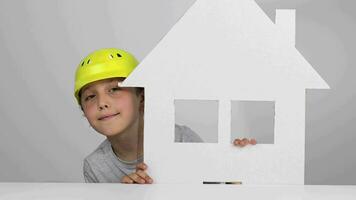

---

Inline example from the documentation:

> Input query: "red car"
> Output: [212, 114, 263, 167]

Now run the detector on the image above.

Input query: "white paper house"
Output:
[123, 0, 329, 184]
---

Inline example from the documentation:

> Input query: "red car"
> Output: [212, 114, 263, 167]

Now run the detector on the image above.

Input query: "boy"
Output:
[74, 48, 256, 183]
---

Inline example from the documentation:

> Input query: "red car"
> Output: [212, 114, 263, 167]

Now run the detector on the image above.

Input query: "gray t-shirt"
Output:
[83, 124, 203, 183]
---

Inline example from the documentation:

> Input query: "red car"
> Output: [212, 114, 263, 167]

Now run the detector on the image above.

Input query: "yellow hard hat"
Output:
[74, 48, 138, 104]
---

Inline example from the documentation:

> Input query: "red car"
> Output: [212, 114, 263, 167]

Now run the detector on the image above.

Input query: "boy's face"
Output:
[80, 78, 143, 137]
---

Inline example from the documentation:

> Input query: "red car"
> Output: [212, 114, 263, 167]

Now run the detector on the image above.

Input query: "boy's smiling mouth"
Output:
[98, 113, 120, 121]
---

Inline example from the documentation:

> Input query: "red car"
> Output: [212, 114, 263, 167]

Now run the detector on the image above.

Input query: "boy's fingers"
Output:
[136, 170, 153, 184]
[121, 175, 134, 184]
[233, 138, 257, 147]
[233, 139, 246, 147]
[250, 138, 257, 145]
[128, 173, 145, 184]
[136, 162, 147, 171]
[233, 139, 241, 146]
[235, 138, 247, 147]
[241, 138, 249, 146]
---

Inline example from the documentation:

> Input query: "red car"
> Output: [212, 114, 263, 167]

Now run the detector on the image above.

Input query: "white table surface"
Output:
[0, 183, 355, 200]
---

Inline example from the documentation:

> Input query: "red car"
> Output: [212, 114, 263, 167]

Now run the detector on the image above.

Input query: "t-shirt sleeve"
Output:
[83, 159, 99, 183]
[175, 124, 204, 143]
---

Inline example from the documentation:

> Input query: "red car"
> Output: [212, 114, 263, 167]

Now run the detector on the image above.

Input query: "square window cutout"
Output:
[174, 99, 218, 143]
[231, 101, 275, 144]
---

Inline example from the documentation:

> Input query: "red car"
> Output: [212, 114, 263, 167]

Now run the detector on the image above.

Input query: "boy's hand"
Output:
[121, 163, 153, 184]
[233, 138, 257, 147]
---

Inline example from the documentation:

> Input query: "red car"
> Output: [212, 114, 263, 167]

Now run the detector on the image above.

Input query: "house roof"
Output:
[122, 0, 329, 92]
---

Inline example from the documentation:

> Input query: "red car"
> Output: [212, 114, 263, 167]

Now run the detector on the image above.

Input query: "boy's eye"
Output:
[84, 94, 95, 101]
[109, 87, 121, 93]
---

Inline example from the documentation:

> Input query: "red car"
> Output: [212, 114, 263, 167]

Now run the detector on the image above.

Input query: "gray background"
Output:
[231, 101, 275, 144]
[175, 99, 275, 144]
[175, 100, 219, 143]
[0, 0, 355, 184]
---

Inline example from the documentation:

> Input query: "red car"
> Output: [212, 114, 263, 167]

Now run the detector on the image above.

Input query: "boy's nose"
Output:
[97, 95, 110, 110]
[99, 104, 109, 110]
